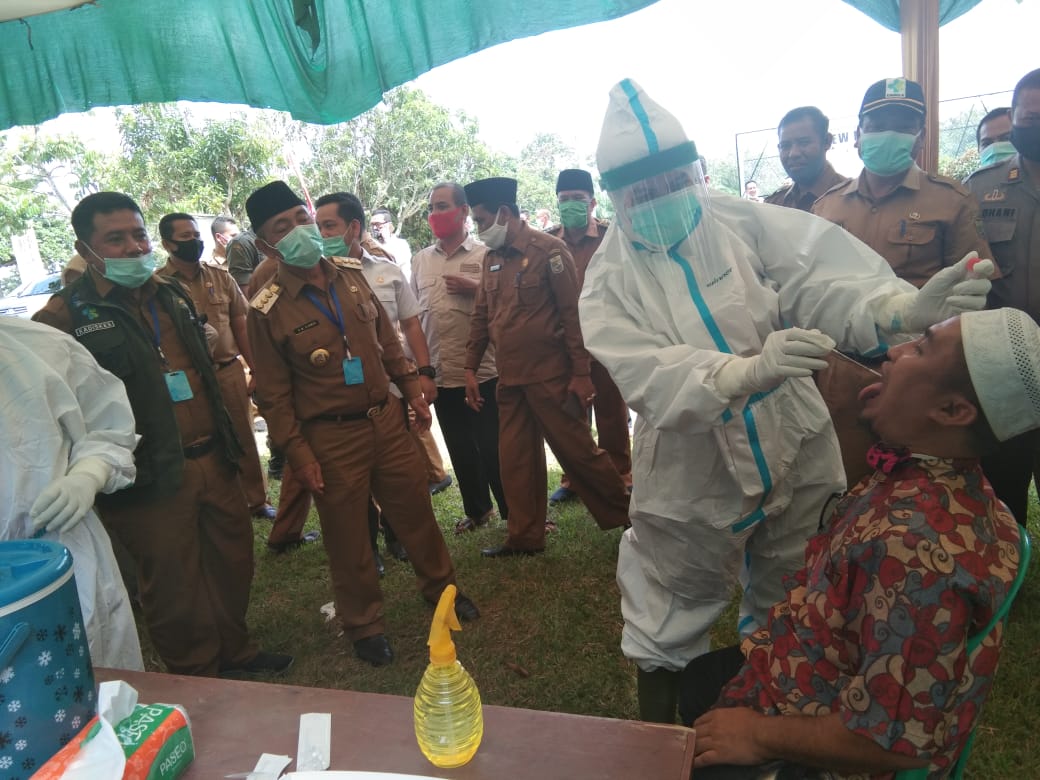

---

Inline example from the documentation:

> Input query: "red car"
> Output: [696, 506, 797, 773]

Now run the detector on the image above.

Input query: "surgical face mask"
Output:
[321, 234, 349, 257]
[979, 140, 1017, 168]
[277, 223, 324, 268]
[478, 211, 509, 250]
[1011, 125, 1040, 162]
[858, 130, 918, 176]
[96, 251, 157, 289]
[628, 187, 702, 249]
[428, 207, 464, 239]
[171, 237, 204, 263]
[558, 200, 590, 230]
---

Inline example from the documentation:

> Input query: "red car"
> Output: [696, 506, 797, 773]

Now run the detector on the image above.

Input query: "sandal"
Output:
[453, 511, 492, 535]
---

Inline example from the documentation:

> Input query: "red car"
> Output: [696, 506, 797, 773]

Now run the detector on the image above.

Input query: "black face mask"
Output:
[1010, 125, 1040, 163]
[171, 238, 205, 263]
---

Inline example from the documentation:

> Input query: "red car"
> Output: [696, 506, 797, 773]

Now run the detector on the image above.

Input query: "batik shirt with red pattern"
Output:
[718, 457, 1021, 778]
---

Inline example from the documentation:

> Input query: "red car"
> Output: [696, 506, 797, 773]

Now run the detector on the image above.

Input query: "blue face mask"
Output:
[859, 130, 918, 176]
[980, 140, 1017, 168]
[628, 188, 703, 249]
[277, 223, 324, 268]
[94, 251, 157, 289]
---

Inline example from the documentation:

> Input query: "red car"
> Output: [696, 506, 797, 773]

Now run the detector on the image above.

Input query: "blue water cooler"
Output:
[0, 540, 95, 778]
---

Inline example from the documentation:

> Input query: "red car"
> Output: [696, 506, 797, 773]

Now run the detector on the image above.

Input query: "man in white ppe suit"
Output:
[1, 316, 143, 670]
[579, 79, 994, 723]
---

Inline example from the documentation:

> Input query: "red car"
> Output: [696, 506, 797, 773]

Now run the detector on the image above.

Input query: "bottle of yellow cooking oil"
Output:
[413, 584, 484, 768]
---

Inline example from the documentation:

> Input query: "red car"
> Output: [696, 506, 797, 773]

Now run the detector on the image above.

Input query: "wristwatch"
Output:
[417, 365, 437, 379]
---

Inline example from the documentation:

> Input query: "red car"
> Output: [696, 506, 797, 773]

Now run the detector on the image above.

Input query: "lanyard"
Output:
[304, 284, 351, 355]
[146, 298, 169, 366]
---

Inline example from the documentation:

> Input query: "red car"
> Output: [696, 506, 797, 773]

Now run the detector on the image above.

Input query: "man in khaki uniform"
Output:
[965, 68, 1040, 525]
[245, 181, 478, 667]
[34, 192, 289, 678]
[412, 182, 507, 534]
[158, 212, 275, 520]
[547, 169, 632, 505]
[765, 106, 849, 212]
[463, 177, 630, 557]
[811, 78, 993, 486]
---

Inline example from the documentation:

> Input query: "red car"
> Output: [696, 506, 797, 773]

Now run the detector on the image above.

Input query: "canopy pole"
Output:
[900, 0, 940, 172]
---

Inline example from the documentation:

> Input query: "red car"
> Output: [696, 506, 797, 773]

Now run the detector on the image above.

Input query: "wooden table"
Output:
[96, 669, 695, 779]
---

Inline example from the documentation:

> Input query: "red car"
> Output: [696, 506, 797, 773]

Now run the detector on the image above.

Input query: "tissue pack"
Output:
[33, 702, 194, 780]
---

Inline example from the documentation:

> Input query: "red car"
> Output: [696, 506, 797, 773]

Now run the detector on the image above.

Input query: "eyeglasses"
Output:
[371, 221, 389, 228]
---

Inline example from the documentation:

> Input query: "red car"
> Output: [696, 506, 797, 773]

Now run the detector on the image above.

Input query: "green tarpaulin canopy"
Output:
[0, 0, 984, 132]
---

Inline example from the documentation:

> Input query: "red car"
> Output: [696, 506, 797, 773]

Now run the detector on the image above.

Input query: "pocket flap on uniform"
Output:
[886, 222, 937, 246]
[983, 219, 1017, 244]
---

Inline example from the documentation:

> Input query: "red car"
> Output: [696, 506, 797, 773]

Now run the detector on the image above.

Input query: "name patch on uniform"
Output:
[981, 207, 1017, 219]
[549, 253, 565, 275]
[460, 263, 481, 273]
[489, 264, 501, 272]
[74, 320, 115, 337]
[294, 319, 320, 334]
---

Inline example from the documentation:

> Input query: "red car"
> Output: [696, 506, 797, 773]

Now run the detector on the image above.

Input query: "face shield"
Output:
[604, 152, 716, 259]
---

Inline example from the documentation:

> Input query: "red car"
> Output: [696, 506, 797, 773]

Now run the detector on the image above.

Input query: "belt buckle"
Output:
[366, 404, 381, 419]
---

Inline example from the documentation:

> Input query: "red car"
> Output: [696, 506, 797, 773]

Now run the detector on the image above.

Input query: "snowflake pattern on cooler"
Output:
[0, 668, 13, 684]
[54, 709, 66, 723]
[0, 756, 10, 769]
[37, 650, 52, 667]
[6, 701, 19, 713]
[72, 623, 81, 641]
[14, 740, 25, 751]
[71, 715, 81, 729]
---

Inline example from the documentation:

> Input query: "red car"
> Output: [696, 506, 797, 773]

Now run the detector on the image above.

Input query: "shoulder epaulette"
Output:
[331, 255, 363, 270]
[250, 281, 281, 314]
[926, 171, 971, 195]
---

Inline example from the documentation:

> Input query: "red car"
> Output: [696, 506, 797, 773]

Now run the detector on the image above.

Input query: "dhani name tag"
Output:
[165, 370, 194, 402]
[343, 357, 364, 386]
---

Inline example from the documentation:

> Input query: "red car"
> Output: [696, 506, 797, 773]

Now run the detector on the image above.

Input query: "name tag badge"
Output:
[342, 356, 365, 386]
[164, 370, 194, 402]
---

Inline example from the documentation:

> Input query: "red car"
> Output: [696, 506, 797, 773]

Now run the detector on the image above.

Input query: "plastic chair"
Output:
[895, 529, 1032, 780]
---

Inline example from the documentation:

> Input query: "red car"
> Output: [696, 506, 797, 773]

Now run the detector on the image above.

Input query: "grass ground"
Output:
[138, 468, 1038, 778]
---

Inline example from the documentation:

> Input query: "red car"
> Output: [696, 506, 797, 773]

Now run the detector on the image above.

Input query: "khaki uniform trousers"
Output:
[303, 401, 456, 642]
[216, 359, 268, 510]
[561, 360, 632, 490]
[497, 375, 630, 551]
[267, 461, 311, 546]
[100, 451, 257, 676]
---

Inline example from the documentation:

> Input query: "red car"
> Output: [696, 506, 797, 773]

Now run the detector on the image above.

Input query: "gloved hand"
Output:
[715, 328, 835, 399]
[878, 251, 994, 334]
[29, 456, 112, 535]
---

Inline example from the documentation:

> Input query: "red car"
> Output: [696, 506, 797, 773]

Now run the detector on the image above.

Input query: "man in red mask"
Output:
[410, 182, 508, 535]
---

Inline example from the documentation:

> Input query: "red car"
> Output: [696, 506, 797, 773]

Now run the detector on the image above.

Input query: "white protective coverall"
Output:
[0, 316, 143, 670]
[579, 79, 990, 672]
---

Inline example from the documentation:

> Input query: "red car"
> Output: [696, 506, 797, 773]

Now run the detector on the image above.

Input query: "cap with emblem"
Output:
[556, 169, 594, 195]
[859, 78, 926, 119]
[961, 307, 1040, 441]
[246, 181, 307, 234]
[463, 177, 518, 210]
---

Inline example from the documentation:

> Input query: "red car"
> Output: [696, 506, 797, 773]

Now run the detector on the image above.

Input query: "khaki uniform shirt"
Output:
[158, 260, 248, 364]
[964, 155, 1040, 319]
[35, 267, 216, 446]
[765, 162, 850, 212]
[246, 257, 419, 470]
[812, 165, 993, 287]
[411, 236, 497, 388]
[548, 218, 609, 290]
[465, 222, 590, 386]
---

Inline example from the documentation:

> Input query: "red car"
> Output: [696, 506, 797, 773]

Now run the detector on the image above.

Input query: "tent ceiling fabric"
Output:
[841, 0, 983, 31]
[0, 0, 81, 23]
[0, 0, 657, 131]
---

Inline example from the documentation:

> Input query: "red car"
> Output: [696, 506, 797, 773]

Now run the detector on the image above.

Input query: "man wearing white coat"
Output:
[0, 316, 143, 670]
[578, 79, 994, 723]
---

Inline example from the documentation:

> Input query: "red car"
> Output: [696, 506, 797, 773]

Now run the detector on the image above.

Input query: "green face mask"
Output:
[276, 223, 324, 268]
[979, 140, 1016, 168]
[859, 130, 918, 176]
[558, 200, 590, 229]
[628, 188, 702, 249]
[322, 235, 349, 257]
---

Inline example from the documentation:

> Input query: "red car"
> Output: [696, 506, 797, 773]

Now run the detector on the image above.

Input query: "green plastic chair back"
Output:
[894, 529, 1031, 780]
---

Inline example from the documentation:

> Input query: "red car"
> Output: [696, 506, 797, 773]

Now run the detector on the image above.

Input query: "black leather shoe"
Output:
[354, 634, 394, 667]
[267, 529, 320, 554]
[454, 593, 480, 622]
[374, 550, 386, 578]
[481, 544, 544, 558]
[251, 503, 277, 521]
[385, 539, 408, 561]
[220, 650, 294, 678]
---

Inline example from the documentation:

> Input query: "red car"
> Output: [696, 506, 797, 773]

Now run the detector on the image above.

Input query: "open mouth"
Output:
[858, 381, 883, 404]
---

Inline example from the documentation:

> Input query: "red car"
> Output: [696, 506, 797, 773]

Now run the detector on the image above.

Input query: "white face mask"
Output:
[479, 211, 509, 250]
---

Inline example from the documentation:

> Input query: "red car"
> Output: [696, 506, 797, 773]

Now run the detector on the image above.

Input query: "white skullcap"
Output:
[596, 79, 699, 190]
[961, 308, 1040, 441]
